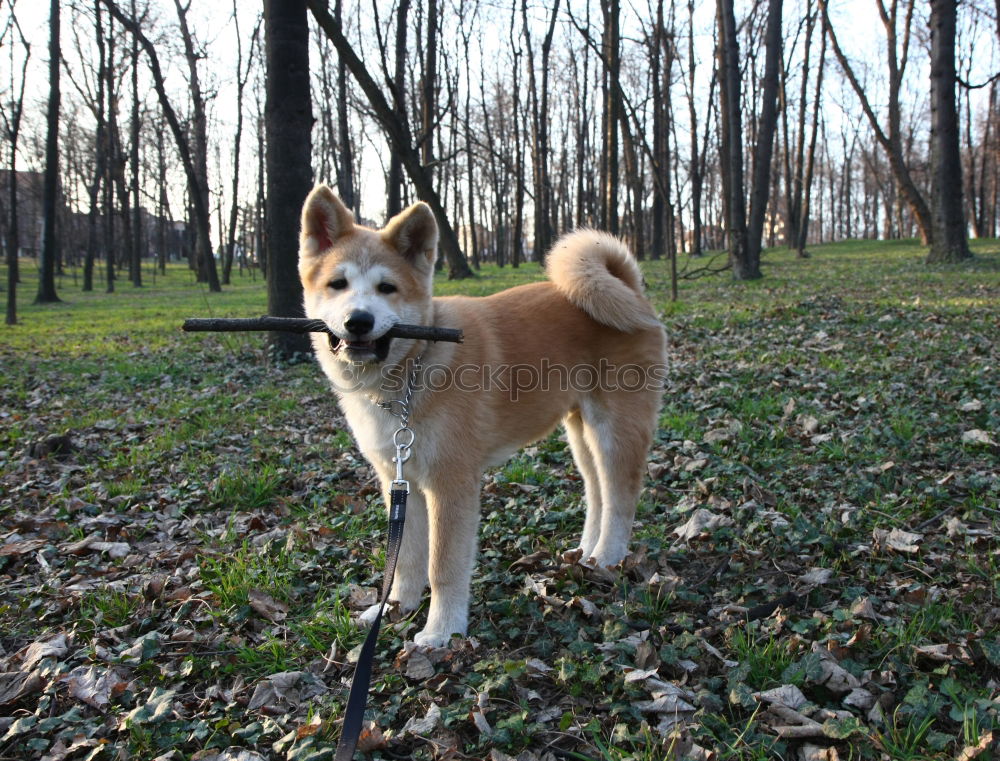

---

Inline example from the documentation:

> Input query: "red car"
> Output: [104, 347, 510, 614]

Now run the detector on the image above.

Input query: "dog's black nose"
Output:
[344, 310, 375, 337]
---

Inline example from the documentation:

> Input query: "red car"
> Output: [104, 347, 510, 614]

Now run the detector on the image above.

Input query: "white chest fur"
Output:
[338, 392, 430, 483]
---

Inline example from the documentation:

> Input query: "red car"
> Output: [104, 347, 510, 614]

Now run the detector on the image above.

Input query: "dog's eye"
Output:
[329, 278, 348, 291]
[377, 283, 397, 295]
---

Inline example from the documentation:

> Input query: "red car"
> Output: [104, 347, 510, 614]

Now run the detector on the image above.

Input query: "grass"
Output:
[1, 238, 999, 759]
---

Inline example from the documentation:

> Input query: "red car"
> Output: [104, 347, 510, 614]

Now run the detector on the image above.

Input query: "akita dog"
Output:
[299, 185, 666, 647]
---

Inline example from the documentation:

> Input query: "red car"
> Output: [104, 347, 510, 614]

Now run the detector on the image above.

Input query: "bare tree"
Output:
[102, 0, 220, 291]
[223, 4, 260, 285]
[716, 0, 753, 278]
[522, 0, 560, 258]
[600, 0, 621, 234]
[1, 4, 30, 323]
[264, 0, 312, 359]
[927, 0, 972, 262]
[36, 0, 62, 303]
[334, 0, 356, 213]
[386, 0, 410, 217]
[307, 0, 473, 278]
[173, 0, 220, 290]
[127, 0, 142, 287]
[746, 0, 783, 266]
[820, 0, 933, 244]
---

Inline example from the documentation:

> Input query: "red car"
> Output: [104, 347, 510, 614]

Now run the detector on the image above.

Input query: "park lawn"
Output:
[1, 238, 999, 760]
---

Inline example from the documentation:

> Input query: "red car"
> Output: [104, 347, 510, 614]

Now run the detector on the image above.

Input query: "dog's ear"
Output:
[381, 202, 438, 273]
[300, 185, 354, 257]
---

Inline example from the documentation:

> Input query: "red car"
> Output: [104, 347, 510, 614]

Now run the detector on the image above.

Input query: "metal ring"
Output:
[393, 426, 415, 449]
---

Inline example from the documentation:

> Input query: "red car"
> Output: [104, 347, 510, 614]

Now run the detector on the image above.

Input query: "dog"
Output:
[298, 185, 667, 647]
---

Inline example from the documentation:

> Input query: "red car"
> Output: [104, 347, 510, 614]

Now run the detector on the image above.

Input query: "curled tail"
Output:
[545, 229, 662, 333]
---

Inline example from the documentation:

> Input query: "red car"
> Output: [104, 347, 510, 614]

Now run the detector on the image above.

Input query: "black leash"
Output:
[335, 356, 421, 760]
[334, 486, 406, 761]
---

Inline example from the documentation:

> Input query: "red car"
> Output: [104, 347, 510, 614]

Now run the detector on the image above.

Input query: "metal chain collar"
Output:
[374, 355, 422, 492]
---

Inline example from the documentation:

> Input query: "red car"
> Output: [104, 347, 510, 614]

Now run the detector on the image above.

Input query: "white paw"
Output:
[588, 550, 626, 570]
[356, 597, 420, 628]
[413, 628, 457, 648]
[356, 602, 382, 627]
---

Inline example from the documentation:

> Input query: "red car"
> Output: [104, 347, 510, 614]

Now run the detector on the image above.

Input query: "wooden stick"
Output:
[182, 316, 463, 343]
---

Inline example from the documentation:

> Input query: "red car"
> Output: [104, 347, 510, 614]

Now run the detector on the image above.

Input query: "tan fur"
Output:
[299, 185, 667, 647]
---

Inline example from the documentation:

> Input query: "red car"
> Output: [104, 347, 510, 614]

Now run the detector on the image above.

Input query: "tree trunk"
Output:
[37, 0, 62, 304]
[686, 0, 704, 256]
[387, 0, 410, 218]
[264, 0, 313, 359]
[129, 0, 142, 287]
[717, 0, 754, 278]
[510, 4, 524, 267]
[334, 0, 356, 214]
[224, 4, 258, 285]
[926, 0, 971, 262]
[600, 0, 621, 235]
[5, 18, 30, 323]
[746, 0, 783, 265]
[174, 0, 220, 291]
[84, 0, 107, 292]
[651, 0, 665, 261]
[797, 15, 826, 255]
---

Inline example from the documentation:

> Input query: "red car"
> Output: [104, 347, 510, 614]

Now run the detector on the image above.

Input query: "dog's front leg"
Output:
[414, 476, 481, 648]
[358, 485, 429, 627]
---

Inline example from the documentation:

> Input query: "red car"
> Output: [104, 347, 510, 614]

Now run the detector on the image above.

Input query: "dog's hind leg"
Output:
[565, 409, 604, 560]
[580, 395, 657, 568]
[414, 474, 482, 647]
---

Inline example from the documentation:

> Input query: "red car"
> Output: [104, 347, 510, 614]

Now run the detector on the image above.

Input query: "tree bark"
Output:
[224, 5, 259, 285]
[264, 0, 313, 359]
[3, 15, 30, 323]
[746, 0, 783, 265]
[84, 0, 107, 292]
[510, 2, 524, 267]
[174, 0, 220, 291]
[307, 0, 473, 278]
[926, 0, 971, 262]
[686, 0, 704, 256]
[717, 0, 755, 278]
[128, 0, 142, 287]
[37, 0, 62, 303]
[600, 0, 621, 235]
[386, 0, 410, 218]
[334, 0, 356, 214]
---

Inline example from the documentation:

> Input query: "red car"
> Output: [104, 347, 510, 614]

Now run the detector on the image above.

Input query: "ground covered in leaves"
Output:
[2, 239, 999, 761]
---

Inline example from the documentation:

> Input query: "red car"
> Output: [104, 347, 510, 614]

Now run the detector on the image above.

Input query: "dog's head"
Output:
[299, 185, 438, 369]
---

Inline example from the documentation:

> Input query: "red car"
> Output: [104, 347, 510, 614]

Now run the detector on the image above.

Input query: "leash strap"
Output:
[334, 486, 407, 761]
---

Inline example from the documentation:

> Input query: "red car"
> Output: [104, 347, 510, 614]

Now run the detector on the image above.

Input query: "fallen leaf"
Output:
[756, 684, 808, 710]
[402, 702, 441, 735]
[248, 588, 288, 623]
[356, 721, 387, 752]
[404, 651, 435, 680]
[799, 567, 834, 585]
[0, 671, 43, 706]
[21, 634, 68, 670]
[673, 508, 733, 541]
[961, 429, 996, 446]
[348, 585, 378, 610]
[956, 730, 994, 761]
[65, 665, 126, 709]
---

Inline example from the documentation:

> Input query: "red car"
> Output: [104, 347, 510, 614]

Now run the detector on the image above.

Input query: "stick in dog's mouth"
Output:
[329, 332, 393, 361]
